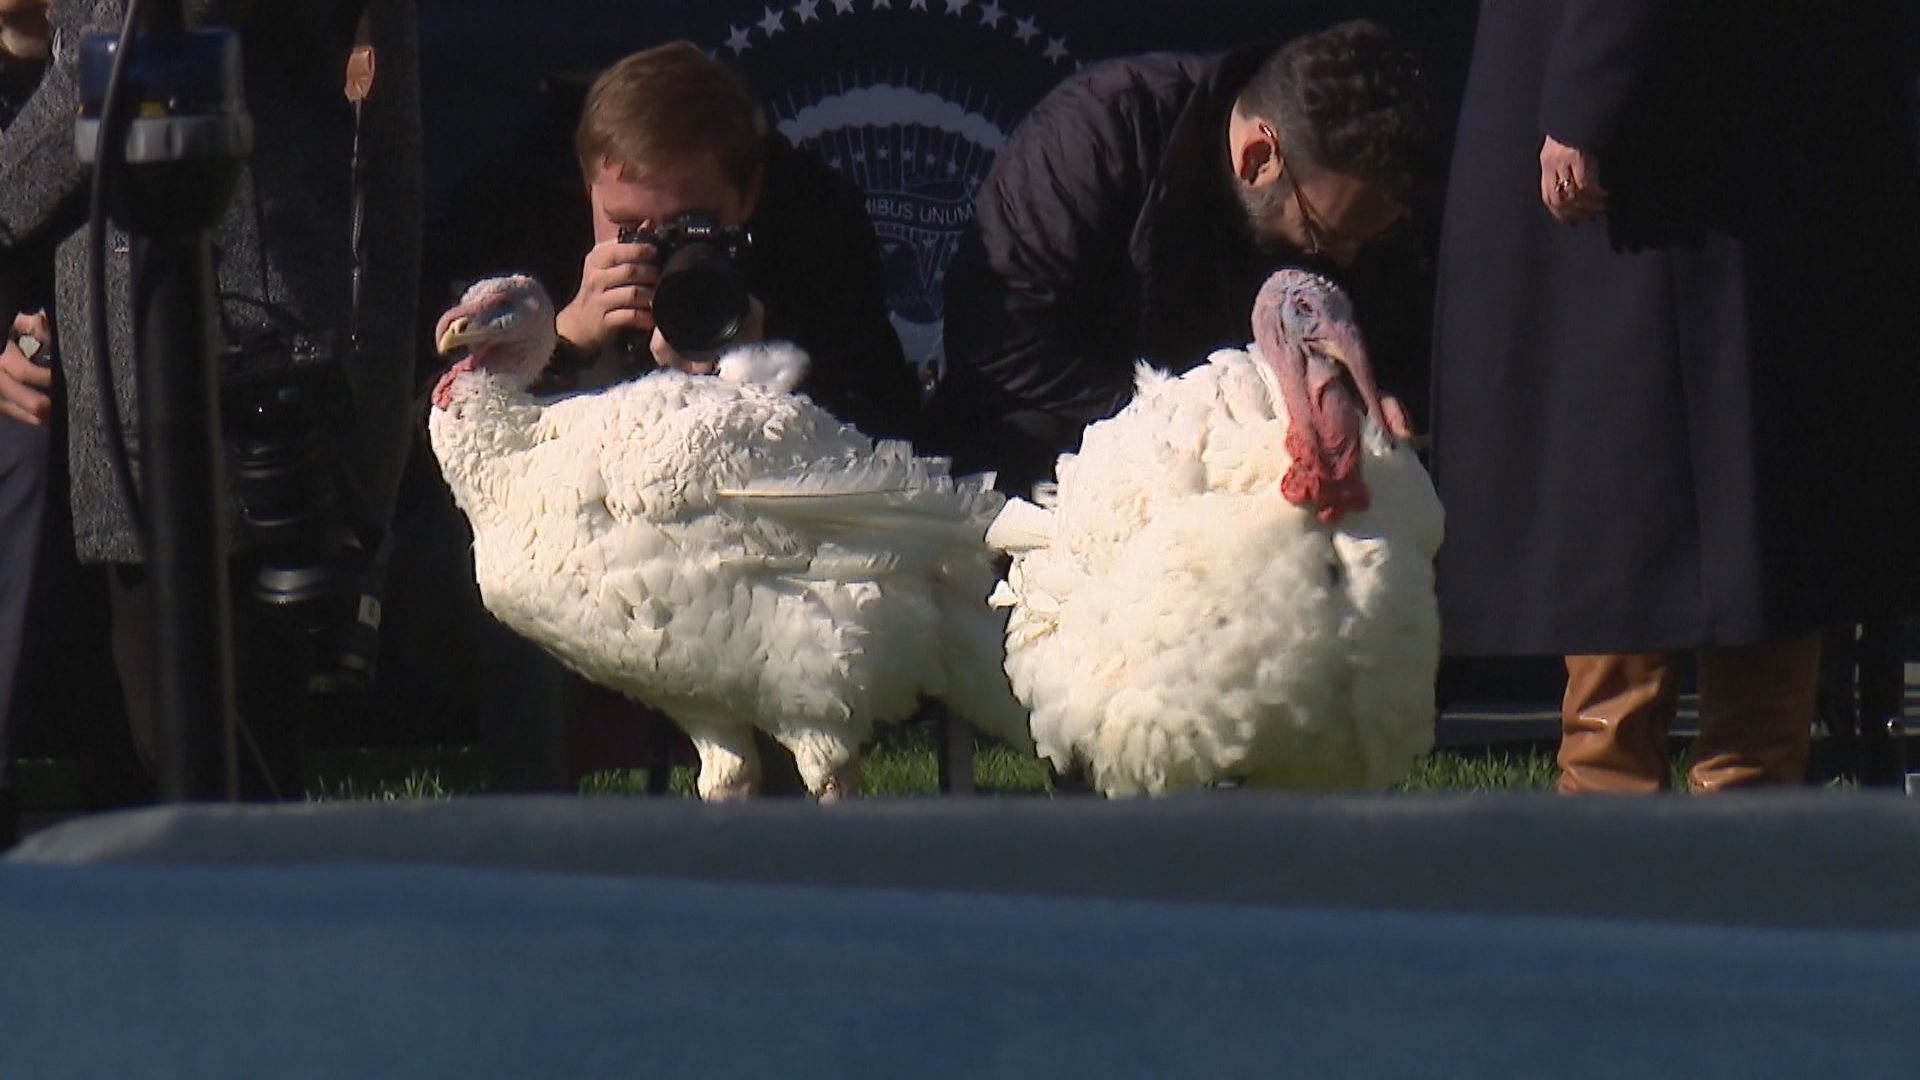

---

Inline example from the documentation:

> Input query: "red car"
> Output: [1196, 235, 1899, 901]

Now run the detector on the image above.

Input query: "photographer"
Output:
[437, 40, 918, 793]
[551, 40, 920, 441]
[0, 0, 421, 802]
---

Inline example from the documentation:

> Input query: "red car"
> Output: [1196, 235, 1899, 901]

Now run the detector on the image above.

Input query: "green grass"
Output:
[1393, 748, 1560, 793]
[28, 728, 1857, 804]
[577, 767, 698, 798]
[571, 725, 1054, 799]
[306, 744, 492, 801]
[0, 739, 1592, 805]
[305, 728, 1574, 801]
[306, 730, 1563, 801]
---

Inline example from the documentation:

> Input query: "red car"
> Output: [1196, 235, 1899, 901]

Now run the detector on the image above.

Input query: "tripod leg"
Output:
[1857, 618, 1907, 788]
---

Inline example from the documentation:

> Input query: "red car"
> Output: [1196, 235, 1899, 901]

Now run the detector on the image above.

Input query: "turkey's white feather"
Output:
[429, 362, 1029, 797]
[988, 345, 1443, 795]
[716, 340, 809, 393]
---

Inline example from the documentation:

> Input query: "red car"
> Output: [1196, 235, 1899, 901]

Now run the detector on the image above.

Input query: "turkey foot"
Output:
[815, 759, 863, 803]
[703, 777, 760, 802]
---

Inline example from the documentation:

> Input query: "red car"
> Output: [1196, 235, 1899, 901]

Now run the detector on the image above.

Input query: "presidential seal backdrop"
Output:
[699, 0, 1076, 382]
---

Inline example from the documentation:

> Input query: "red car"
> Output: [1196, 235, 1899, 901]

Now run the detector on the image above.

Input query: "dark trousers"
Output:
[0, 416, 47, 836]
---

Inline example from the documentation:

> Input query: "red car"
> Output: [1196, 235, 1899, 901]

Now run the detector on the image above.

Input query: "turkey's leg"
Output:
[816, 757, 862, 803]
[776, 728, 862, 802]
[678, 716, 761, 801]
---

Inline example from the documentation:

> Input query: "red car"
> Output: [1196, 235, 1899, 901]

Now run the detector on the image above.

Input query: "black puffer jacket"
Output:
[921, 44, 1434, 495]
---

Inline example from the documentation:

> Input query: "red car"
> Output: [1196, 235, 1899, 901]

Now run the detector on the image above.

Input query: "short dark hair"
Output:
[1236, 19, 1435, 208]
[575, 41, 765, 190]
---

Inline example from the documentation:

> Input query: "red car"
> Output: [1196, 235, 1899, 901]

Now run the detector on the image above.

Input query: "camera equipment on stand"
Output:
[76, 0, 251, 802]
[210, 3, 385, 697]
[616, 211, 752, 364]
[220, 326, 385, 693]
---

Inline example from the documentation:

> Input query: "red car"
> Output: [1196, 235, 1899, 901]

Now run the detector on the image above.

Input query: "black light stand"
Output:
[76, 1, 252, 801]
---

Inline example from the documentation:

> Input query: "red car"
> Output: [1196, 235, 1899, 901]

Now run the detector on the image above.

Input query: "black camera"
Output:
[618, 211, 753, 361]
[220, 331, 383, 691]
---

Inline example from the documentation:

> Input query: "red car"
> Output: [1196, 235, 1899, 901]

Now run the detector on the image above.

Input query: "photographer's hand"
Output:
[0, 308, 52, 426]
[556, 236, 660, 352]
[650, 294, 766, 375]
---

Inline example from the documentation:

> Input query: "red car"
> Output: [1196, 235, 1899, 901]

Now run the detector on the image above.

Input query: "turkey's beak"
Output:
[437, 316, 477, 355]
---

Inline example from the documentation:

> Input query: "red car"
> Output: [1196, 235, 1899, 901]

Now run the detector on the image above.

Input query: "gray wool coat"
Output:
[0, 0, 421, 564]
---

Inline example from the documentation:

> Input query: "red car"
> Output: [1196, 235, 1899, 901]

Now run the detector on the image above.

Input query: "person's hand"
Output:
[555, 235, 660, 354]
[0, 0, 52, 64]
[1379, 394, 1433, 452]
[1379, 394, 1414, 441]
[1540, 135, 1608, 225]
[649, 294, 765, 374]
[0, 308, 53, 426]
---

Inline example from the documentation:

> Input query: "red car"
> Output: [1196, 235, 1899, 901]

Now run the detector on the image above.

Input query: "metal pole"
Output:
[133, 232, 238, 801]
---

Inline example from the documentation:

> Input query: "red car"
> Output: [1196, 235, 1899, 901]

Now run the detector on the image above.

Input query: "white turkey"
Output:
[985, 268, 1443, 796]
[427, 274, 1029, 801]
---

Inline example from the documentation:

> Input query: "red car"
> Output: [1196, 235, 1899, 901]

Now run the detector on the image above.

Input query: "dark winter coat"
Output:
[1430, 0, 1920, 655]
[921, 45, 1436, 495]
[745, 133, 921, 442]
[0, 0, 422, 565]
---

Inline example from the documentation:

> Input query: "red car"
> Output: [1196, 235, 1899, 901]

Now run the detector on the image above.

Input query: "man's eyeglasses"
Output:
[1263, 124, 1408, 259]
[1291, 177, 1411, 260]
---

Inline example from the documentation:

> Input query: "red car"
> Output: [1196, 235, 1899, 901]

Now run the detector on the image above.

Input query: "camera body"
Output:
[220, 330, 383, 691]
[618, 210, 753, 361]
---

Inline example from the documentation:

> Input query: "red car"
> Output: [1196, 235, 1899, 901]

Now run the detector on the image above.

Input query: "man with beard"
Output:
[918, 19, 1436, 497]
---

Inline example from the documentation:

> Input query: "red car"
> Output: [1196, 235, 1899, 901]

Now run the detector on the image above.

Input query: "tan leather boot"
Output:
[1687, 633, 1819, 792]
[1559, 653, 1679, 793]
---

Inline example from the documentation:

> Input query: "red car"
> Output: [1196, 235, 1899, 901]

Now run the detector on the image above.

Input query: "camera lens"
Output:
[653, 242, 751, 359]
[227, 417, 330, 544]
[219, 333, 385, 690]
[223, 373, 356, 632]
[228, 419, 353, 606]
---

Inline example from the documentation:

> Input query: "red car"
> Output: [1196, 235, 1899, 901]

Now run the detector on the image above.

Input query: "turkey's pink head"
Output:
[1251, 268, 1384, 525]
[431, 274, 558, 409]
